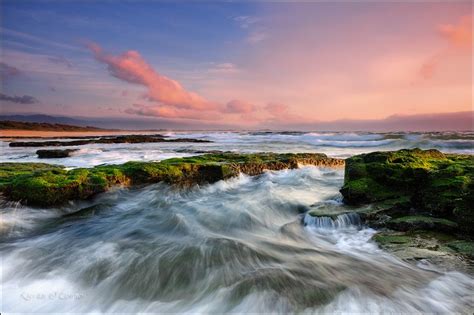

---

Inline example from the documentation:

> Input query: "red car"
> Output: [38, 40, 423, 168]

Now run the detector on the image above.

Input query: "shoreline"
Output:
[0, 129, 163, 138]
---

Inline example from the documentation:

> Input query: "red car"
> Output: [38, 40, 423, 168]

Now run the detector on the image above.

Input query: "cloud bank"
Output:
[87, 42, 295, 122]
[268, 111, 473, 132]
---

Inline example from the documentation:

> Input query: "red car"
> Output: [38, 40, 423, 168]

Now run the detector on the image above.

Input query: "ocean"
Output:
[1, 131, 473, 313]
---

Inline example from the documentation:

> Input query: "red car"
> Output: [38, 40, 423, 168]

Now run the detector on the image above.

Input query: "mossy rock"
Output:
[0, 153, 344, 207]
[373, 230, 474, 271]
[340, 149, 474, 234]
[446, 241, 474, 258]
[373, 233, 412, 245]
[387, 215, 458, 233]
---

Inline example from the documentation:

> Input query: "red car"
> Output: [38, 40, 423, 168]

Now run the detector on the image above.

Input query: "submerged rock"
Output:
[0, 152, 344, 207]
[372, 230, 474, 273]
[36, 149, 78, 158]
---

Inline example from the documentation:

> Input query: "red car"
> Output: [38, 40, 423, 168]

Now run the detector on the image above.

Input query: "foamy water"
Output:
[1, 167, 473, 313]
[1, 131, 473, 167]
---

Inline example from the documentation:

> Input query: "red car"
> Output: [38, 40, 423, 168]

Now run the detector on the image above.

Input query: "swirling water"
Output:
[1, 167, 473, 313]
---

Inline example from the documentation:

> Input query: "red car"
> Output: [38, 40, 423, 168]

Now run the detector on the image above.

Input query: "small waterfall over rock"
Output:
[304, 212, 362, 229]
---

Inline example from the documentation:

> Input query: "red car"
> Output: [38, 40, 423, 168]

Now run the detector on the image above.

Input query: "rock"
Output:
[0, 152, 344, 207]
[340, 148, 474, 234]
[386, 215, 458, 233]
[9, 134, 212, 147]
[37, 149, 78, 158]
[372, 230, 474, 273]
[446, 240, 474, 258]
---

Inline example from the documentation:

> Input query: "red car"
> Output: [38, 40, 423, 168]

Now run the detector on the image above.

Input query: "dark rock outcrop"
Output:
[37, 149, 78, 159]
[9, 134, 211, 147]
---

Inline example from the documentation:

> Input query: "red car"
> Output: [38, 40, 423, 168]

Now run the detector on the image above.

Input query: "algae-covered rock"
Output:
[387, 215, 458, 233]
[340, 149, 473, 234]
[0, 152, 344, 207]
[446, 240, 474, 258]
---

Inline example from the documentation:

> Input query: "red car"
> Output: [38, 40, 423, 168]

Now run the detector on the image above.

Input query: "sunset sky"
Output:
[1, 1, 472, 130]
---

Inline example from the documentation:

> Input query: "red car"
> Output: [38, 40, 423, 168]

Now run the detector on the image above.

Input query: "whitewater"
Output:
[1, 131, 473, 313]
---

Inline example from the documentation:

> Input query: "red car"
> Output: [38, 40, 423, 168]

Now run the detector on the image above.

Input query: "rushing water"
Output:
[1, 131, 473, 313]
[1, 166, 473, 313]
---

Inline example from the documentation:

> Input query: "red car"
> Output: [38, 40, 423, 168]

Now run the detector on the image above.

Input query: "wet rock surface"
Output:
[36, 149, 79, 158]
[372, 230, 474, 274]
[331, 148, 474, 272]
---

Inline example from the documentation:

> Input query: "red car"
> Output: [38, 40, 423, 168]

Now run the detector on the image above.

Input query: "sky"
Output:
[0, 1, 472, 130]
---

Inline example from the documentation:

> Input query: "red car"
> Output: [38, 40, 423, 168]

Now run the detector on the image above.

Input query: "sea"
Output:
[1, 131, 473, 313]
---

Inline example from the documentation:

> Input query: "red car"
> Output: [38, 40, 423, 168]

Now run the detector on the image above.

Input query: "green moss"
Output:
[373, 233, 412, 245]
[0, 163, 63, 188]
[0, 152, 342, 207]
[340, 149, 474, 234]
[390, 215, 457, 227]
[446, 241, 474, 257]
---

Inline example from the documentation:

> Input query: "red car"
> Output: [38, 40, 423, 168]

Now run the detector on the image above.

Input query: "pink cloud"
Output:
[86, 42, 298, 124]
[225, 99, 256, 114]
[419, 59, 437, 80]
[419, 15, 472, 80]
[265, 102, 289, 116]
[263, 102, 306, 123]
[125, 103, 221, 120]
[87, 42, 217, 111]
[437, 15, 472, 48]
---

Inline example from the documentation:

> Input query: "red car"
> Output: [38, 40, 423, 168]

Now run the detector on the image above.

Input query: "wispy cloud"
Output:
[233, 15, 267, 44]
[225, 99, 256, 114]
[438, 15, 472, 48]
[247, 31, 267, 44]
[208, 63, 240, 74]
[0, 93, 39, 104]
[234, 16, 260, 29]
[124, 103, 222, 120]
[0, 62, 21, 79]
[2, 49, 83, 76]
[0, 27, 84, 52]
[47, 56, 73, 68]
[419, 15, 472, 80]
